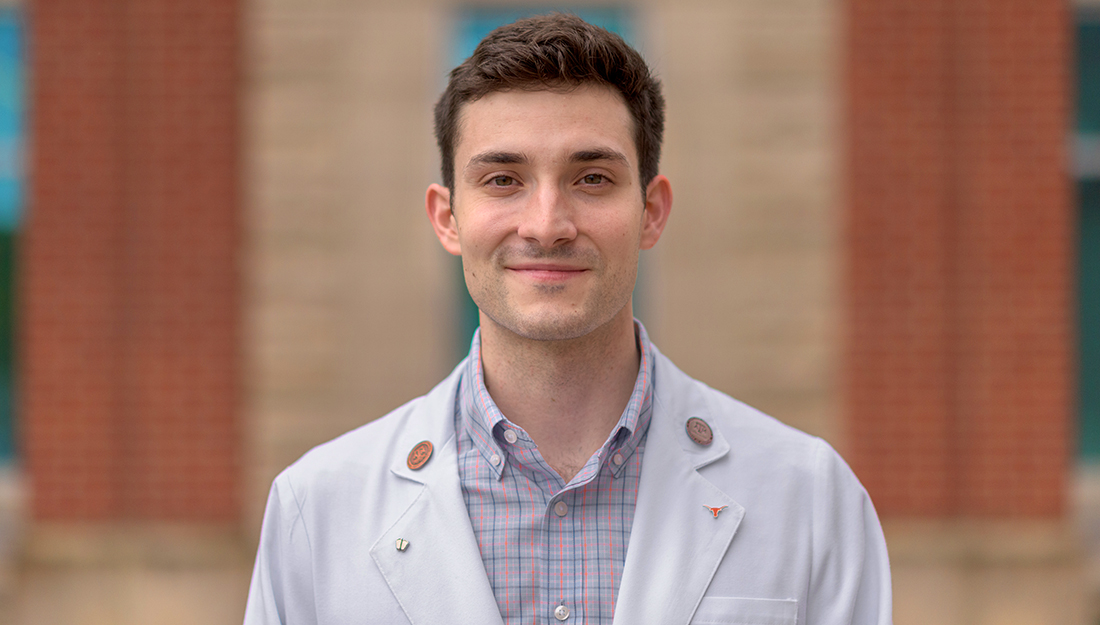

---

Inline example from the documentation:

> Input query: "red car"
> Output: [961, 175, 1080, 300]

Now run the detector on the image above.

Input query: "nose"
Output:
[515, 183, 577, 248]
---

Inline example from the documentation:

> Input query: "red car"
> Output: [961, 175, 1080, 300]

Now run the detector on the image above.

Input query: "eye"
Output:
[581, 173, 606, 185]
[489, 175, 516, 187]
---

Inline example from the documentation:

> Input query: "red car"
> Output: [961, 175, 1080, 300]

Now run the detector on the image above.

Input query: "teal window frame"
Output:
[1076, 13, 1100, 461]
[0, 8, 22, 463]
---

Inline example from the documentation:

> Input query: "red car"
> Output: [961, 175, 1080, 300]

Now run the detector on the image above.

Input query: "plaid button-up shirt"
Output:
[455, 323, 655, 625]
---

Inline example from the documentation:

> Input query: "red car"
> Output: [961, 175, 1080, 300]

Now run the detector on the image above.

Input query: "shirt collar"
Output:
[458, 320, 655, 480]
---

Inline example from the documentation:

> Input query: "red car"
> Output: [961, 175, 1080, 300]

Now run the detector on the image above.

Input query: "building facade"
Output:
[11, 0, 1087, 623]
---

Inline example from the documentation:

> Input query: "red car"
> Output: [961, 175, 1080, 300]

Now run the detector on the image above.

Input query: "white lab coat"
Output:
[245, 346, 893, 625]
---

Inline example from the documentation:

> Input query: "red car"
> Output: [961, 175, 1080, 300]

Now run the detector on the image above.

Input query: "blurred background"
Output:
[0, 0, 1092, 623]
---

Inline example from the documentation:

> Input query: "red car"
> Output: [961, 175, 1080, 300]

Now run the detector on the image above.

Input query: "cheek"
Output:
[456, 217, 504, 255]
[602, 216, 644, 246]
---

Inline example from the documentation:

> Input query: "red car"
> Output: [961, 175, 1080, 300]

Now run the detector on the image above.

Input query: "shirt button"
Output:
[554, 604, 570, 621]
[553, 501, 568, 517]
[489, 454, 501, 466]
[503, 429, 518, 444]
[612, 453, 624, 466]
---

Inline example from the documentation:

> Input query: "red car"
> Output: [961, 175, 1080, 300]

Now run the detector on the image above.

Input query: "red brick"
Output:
[24, 0, 240, 522]
[845, 0, 1071, 518]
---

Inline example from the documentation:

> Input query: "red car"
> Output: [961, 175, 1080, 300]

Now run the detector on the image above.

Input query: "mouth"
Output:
[505, 263, 588, 282]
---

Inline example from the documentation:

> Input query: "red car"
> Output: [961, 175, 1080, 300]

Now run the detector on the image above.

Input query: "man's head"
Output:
[425, 14, 672, 343]
[433, 13, 665, 192]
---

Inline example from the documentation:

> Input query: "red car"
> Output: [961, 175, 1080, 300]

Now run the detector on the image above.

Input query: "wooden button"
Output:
[407, 440, 433, 470]
[685, 417, 713, 446]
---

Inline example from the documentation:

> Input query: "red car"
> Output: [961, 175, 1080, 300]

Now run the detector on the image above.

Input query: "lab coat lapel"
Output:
[368, 363, 503, 625]
[613, 350, 744, 625]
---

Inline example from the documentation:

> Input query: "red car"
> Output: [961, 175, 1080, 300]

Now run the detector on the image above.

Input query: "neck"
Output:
[478, 307, 642, 482]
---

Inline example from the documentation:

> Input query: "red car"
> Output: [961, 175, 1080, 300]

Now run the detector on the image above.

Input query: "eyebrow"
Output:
[464, 151, 529, 175]
[463, 147, 631, 176]
[569, 148, 630, 167]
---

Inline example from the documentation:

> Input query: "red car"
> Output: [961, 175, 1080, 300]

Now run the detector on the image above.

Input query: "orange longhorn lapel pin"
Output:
[704, 505, 729, 519]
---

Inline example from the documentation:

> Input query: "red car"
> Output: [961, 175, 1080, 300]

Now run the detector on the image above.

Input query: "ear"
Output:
[426, 183, 462, 256]
[640, 175, 672, 250]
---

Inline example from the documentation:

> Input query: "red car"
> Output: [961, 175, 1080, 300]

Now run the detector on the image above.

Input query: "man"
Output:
[245, 13, 892, 625]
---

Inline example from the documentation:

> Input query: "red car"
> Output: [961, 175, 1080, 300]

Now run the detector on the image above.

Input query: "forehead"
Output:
[454, 85, 637, 168]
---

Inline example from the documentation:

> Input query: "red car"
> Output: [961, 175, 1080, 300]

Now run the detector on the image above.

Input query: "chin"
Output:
[487, 304, 624, 343]
[513, 321, 597, 342]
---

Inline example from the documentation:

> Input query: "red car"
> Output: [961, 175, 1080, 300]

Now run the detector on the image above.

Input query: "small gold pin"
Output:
[395, 538, 410, 552]
[704, 505, 728, 519]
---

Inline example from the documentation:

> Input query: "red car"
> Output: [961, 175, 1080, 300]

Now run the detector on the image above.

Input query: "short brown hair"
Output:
[433, 13, 665, 191]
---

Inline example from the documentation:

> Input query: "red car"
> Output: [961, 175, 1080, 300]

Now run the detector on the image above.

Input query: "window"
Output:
[1076, 12, 1100, 460]
[0, 9, 21, 464]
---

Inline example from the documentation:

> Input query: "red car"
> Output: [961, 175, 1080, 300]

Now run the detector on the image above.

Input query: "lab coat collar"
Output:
[370, 347, 743, 625]
[369, 361, 505, 625]
[613, 345, 744, 625]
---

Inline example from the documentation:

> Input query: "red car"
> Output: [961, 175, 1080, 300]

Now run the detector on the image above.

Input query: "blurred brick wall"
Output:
[846, 0, 1072, 517]
[23, 0, 240, 521]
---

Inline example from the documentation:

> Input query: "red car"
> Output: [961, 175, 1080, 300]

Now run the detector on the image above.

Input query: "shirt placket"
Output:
[545, 484, 576, 624]
[500, 429, 559, 625]
[547, 444, 616, 625]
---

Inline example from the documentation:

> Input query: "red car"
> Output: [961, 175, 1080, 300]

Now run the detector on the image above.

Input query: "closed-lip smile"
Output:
[506, 263, 588, 281]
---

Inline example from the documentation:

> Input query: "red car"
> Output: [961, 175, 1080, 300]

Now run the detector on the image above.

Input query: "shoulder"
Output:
[652, 346, 828, 465]
[649, 346, 866, 507]
[650, 344, 876, 522]
[276, 362, 464, 495]
[290, 396, 421, 476]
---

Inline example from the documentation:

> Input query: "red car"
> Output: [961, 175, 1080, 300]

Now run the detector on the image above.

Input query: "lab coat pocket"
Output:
[690, 596, 798, 625]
